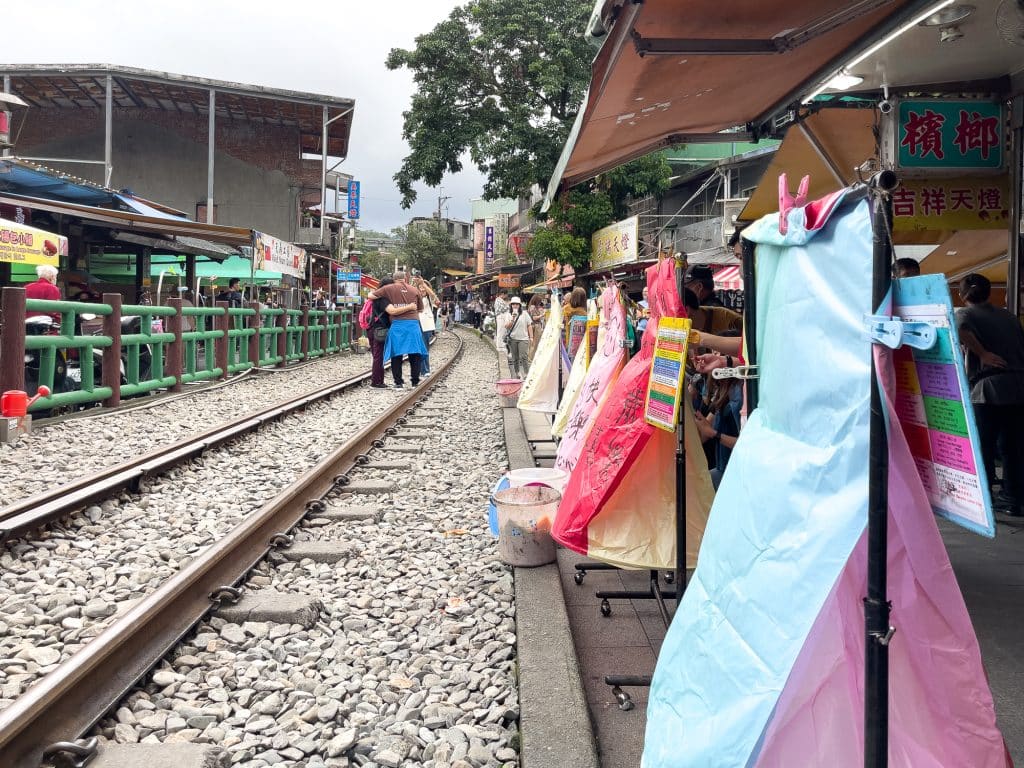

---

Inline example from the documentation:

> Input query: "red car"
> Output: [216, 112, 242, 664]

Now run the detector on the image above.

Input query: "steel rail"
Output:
[0, 339, 441, 543]
[0, 334, 464, 768]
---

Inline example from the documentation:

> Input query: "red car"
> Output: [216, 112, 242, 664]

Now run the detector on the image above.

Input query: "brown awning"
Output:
[920, 230, 1011, 283]
[547, 0, 936, 200]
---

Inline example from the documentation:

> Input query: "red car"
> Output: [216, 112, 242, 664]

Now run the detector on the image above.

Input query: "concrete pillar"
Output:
[207, 90, 215, 224]
[0, 287, 26, 394]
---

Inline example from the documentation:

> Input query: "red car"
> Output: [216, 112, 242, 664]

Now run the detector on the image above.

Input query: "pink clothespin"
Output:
[778, 173, 810, 235]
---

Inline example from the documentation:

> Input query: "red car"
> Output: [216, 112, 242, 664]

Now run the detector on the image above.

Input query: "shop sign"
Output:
[896, 99, 1004, 172]
[509, 233, 532, 257]
[892, 275, 994, 537]
[498, 273, 520, 289]
[347, 180, 360, 219]
[336, 268, 361, 303]
[892, 177, 1009, 232]
[590, 216, 639, 272]
[493, 213, 509, 259]
[644, 316, 692, 432]
[485, 224, 495, 265]
[253, 230, 308, 280]
[0, 203, 31, 225]
[0, 218, 66, 266]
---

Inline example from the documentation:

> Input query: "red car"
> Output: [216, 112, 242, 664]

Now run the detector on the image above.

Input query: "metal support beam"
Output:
[3, 75, 11, 159]
[104, 75, 113, 186]
[207, 89, 215, 224]
[321, 106, 328, 247]
[1009, 95, 1023, 317]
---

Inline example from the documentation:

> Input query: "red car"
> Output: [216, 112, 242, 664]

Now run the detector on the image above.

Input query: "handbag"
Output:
[373, 327, 389, 341]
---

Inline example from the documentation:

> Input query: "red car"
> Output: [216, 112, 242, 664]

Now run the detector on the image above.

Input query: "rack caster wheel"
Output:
[574, 571, 585, 585]
[600, 598, 611, 617]
[664, 572, 675, 584]
[611, 686, 635, 711]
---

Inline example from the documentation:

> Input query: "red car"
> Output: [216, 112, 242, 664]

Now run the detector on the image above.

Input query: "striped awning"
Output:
[714, 265, 743, 291]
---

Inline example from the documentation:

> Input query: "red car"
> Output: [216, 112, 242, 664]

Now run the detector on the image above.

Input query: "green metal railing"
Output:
[118, 304, 177, 398]
[22, 298, 114, 411]
[1, 287, 360, 415]
[181, 306, 224, 384]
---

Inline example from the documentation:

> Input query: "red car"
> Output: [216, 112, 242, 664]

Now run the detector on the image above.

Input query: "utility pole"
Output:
[437, 188, 451, 225]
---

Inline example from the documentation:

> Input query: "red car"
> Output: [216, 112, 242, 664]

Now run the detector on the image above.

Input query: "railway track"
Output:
[0, 334, 466, 768]
[0, 339, 440, 543]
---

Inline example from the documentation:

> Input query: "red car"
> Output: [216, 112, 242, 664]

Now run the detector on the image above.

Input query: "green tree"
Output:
[390, 223, 465, 281]
[386, 0, 593, 208]
[528, 153, 673, 270]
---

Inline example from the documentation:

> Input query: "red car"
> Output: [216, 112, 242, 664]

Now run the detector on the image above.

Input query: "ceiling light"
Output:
[918, 4, 974, 26]
[825, 71, 865, 90]
[939, 24, 965, 41]
[802, 0, 956, 104]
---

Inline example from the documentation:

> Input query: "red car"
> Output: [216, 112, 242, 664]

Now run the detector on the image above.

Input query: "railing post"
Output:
[248, 302, 261, 367]
[215, 301, 229, 380]
[301, 307, 310, 361]
[101, 292, 122, 408]
[320, 312, 328, 355]
[275, 310, 288, 368]
[0, 286, 27, 394]
[166, 297, 183, 393]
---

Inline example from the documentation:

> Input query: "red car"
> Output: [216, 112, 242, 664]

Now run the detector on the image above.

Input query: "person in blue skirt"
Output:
[369, 270, 428, 388]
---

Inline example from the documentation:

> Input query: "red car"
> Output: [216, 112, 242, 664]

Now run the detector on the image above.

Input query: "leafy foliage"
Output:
[386, 0, 594, 207]
[388, 223, 465, 281]
[529, 153, 674, 269]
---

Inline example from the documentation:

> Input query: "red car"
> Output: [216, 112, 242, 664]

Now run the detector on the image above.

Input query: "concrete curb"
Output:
[482, 328, 599, 768]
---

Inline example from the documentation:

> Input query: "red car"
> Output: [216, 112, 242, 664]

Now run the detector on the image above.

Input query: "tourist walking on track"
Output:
[505, 296, 533, 378]
[369, 271, 427, 388]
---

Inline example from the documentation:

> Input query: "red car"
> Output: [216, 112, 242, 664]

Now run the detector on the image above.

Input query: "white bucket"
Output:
[508, 467, 569, 495]
[492, 485, 560, 567]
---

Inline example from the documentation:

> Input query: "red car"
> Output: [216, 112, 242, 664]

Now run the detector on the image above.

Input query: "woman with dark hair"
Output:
[957, 273, 1024, 516]
[564, 287, 589, 360]
[368, 277, 395, 388]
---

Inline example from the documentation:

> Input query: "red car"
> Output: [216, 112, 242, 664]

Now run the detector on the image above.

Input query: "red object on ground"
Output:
[1, 385, 51, 417]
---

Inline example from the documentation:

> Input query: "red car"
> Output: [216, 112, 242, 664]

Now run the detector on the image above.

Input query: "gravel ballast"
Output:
[82, 330, 516, 767]
[0, 347, 377, 507]
[0, 334, 463, 716]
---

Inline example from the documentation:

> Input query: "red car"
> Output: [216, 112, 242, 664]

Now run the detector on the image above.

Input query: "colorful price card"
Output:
[892, 275, 994, 537]
[644, 317, 691, 433]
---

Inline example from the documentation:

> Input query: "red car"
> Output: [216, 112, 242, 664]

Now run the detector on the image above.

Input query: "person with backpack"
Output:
[365, 277, 394, 388]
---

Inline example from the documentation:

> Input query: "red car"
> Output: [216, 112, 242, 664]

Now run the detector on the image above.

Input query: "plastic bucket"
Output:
[508, 467, 569, 495]
[492, 485, 560, 567]
[1, 391, 28, 417]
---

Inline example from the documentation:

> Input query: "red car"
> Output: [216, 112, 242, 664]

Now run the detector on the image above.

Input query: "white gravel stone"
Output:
[66, 333, 519, 766]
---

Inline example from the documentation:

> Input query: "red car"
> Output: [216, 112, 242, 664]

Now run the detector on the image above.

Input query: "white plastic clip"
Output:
[863, 315, 937, 351]
[711, 365, 759, 380]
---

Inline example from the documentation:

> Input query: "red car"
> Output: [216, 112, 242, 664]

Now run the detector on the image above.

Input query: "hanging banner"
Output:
[336, 268, 362, 303]
[892, 177, 1009, 232]
[484, 222, 495, 266]
[644, 316, 692, 432]
[253, 231, 308, 280]
[0, 218, 67, 266]
[892, 275, 994, 537]
[590, 215, 638, 272]
[347, 180, 360, 219]
[494, 212, 509, 260]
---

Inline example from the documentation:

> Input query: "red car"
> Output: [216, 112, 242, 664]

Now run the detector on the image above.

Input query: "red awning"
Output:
[714, 265, 743, 291]
[545, 0, 933, 201]
[360, 274, 380, 290]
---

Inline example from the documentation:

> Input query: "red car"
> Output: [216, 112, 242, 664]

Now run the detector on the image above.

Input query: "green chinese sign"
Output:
[897, 99, 1004, 171]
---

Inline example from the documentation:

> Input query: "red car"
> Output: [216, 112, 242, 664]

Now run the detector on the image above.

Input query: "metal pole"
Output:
[865, 171, 897, 768]
[1008, 95, 1023, 317]
[206, 90, 216, 224]
[321, 106, 328, 247]
[104, 75, 113, 187]
[740, 238, 759, 410]
[3, 75, 11, 159]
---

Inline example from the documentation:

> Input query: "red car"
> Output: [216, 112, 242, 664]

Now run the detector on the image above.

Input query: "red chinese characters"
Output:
[953, 111, 1000, 160]
[901, 109, 945, 160]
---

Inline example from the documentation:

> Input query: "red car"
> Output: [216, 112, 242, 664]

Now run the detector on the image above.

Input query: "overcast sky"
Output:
[1, 0, 487, 234]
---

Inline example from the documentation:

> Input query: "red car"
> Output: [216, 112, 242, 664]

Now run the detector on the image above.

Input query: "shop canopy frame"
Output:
[544, 0, 952, 210]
